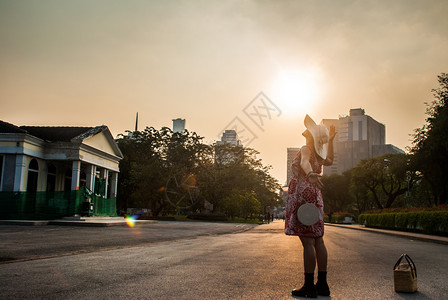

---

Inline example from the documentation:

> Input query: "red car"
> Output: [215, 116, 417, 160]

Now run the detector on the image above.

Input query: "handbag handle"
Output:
[393, 254, 417, 279]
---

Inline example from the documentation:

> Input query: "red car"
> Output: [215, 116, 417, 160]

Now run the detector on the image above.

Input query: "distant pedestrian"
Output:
[285, 115, 336, 298]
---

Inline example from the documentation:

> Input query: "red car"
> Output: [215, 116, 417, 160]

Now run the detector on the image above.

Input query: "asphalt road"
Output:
[1, 221, 447, 299]
[0, 221, 255, 263]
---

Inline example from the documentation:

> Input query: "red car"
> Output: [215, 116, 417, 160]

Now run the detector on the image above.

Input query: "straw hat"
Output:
[303, 114, 329, 160]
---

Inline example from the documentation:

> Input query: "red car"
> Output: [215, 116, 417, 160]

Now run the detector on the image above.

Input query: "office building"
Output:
[172, 118, 186, 133]
[286, 147, 300, 185]
[287, 109, 404, 178]
[216, 130, 242, 146]
[323, 108, 404, 175]
[215, 130, 242, 164]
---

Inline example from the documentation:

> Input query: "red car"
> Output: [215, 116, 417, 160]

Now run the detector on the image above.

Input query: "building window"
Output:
[46, 164, 57, 192]
[27, 159, 39, 192]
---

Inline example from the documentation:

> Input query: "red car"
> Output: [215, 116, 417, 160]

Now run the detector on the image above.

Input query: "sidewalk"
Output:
[325, 222, 448, 245]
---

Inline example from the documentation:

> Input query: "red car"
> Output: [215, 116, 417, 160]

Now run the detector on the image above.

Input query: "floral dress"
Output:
[285, 146, 325, 237]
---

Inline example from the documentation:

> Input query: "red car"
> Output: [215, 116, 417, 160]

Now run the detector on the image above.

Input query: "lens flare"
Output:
[181, 173, 197, 191]
[125, 215, 137, 227]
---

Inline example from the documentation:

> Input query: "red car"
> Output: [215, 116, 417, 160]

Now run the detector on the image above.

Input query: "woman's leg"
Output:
[299, 236, 316, 273]
[293, 237, 318, 297]
[314, 237, 330, 296]
[315, 237, 327, 272]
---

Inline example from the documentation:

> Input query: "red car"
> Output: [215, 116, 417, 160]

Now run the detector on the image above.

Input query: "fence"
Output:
[0, 187, 117, 220]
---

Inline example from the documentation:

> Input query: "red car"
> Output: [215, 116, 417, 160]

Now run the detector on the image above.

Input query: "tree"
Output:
[202, 144, 281, 216]
[351, 154, 415, 209]
[116, 127, 212, 215]
[116, 128, 167, 215]
[220, 189, 261, 220]
[349, 172, 372, 214]
[116, 127, 280, 218]
[240, 190, 261, 220]
[351, 157, 383, 208]
[161, 128, 212, 213]
[321, 171, 353, 216]
[411, 73, 448, 205]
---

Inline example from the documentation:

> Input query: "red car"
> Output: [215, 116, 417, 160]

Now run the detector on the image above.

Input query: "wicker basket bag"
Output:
[393, 254, 417, 293]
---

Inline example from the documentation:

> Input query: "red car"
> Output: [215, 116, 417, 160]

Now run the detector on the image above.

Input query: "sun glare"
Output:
[271, 69, 321, 116]
[125, 215, 137, 227]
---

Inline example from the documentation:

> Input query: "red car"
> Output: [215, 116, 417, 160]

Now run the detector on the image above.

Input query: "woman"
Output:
[285, 115, 336, 298]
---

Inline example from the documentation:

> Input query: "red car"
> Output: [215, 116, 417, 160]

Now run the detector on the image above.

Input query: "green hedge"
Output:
[359, 211, 448, 235]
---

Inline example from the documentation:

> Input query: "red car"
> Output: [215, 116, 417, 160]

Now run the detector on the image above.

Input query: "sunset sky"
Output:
[1, 0, 447, 185]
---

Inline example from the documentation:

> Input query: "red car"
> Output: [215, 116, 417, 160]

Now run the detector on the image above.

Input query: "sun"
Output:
[271, 69, 321, 116]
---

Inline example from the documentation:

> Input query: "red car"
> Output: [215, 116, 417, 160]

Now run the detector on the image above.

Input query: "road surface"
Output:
[1, 221, 446, 299]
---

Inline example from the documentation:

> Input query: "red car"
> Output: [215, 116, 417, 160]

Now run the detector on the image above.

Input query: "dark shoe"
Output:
[315, 282, 330, 296]
[292, 285, 317, 298]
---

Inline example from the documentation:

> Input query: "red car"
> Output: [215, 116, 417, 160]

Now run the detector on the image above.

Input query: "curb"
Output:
[325, 223, 448, 245]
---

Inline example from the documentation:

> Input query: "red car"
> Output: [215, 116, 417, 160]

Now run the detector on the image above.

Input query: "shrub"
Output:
[395, 212, 407, 230]
[420, 211, 448, 234]
[358, 210, 448, 235]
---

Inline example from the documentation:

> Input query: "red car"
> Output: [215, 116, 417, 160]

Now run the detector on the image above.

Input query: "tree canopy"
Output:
[411, 73, 448, 205]
[116, 127, 281, 218]
[321, 171, 353, 214]
[351, 153, 415, 209]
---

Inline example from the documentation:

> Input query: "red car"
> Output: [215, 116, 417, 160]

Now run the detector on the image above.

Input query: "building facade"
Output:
[286, 147, 300, 185]
[217, 130, 242, 146]
[215, 130, 243, 164]
[286, 109, 404, 179]
[322, 108, 404, 175]
[0, 121, 123, 219]
[172, 118, 186, 133]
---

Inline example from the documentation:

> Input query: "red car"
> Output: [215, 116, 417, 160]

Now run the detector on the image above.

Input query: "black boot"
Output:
[315, 271, 330, 296]
[292, 273, 317, 298]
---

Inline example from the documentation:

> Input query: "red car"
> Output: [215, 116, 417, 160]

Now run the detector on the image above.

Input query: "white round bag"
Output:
[296, 203, 320, 226]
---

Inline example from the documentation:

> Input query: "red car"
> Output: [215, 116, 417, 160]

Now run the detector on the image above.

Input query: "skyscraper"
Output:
[286, 109, 404, 179]
[216, 130, 242, 146]
[286, 147, 300, 185]
[215, 130, 243, 164]
[323, 108, 404, 175]
[172, 118, 186, 133]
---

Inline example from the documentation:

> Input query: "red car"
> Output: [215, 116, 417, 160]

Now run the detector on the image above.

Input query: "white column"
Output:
[110, 172, 118, 198]
[86, 164, 96, 192]
[101, 169, 109, 198]
[14, 155, 27, 192]
[71, 161, 81, 191]
[41, 162, 48, 192]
